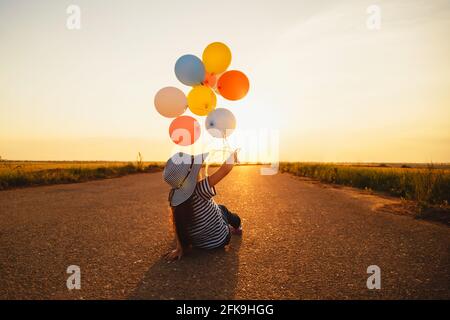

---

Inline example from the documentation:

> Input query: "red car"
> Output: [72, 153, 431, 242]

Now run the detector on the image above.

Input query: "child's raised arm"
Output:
[208, 150, 239, 187]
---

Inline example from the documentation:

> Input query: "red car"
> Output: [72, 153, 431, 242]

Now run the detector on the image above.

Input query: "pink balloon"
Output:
[154, 87, 187, 118]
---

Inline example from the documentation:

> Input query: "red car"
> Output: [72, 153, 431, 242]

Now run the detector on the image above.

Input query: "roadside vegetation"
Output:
[280, 162, 450, 206]
[0, 154, 164, 190]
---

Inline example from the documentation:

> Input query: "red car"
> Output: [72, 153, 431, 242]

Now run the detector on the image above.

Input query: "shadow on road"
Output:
[129, 237, 242, 299]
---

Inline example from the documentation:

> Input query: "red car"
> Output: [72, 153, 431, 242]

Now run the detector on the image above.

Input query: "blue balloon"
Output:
[174, 54, 205, 86]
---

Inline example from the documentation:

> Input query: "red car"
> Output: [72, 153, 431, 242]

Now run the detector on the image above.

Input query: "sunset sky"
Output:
[0, 0, 449, 162]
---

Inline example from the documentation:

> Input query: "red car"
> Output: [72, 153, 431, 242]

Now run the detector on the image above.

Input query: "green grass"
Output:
[0, 160, 164, 190]
[280, 162, 450, 206]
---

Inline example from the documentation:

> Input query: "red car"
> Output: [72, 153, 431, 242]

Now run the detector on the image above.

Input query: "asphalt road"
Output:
[0, 166, 449, 299]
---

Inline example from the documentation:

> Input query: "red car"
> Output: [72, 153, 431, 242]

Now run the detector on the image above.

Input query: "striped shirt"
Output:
[189, 178, 230, 249]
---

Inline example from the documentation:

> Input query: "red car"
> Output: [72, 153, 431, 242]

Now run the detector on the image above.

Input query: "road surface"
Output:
[0, 166, 449, 299]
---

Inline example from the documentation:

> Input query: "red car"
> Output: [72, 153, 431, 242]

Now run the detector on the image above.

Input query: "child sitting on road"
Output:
[163, 150, 242, 261]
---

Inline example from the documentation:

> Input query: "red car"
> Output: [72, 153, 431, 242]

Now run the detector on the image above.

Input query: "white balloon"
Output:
[154, 87, 187, 118]
[205, 108, 236, 138]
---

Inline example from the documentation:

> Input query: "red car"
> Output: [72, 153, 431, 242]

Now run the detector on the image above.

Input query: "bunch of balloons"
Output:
[154, 42, 250, 146]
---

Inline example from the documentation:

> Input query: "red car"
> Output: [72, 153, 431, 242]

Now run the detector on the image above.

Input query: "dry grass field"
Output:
[280, 162, 450, 206]
[0, 158, 164, 190]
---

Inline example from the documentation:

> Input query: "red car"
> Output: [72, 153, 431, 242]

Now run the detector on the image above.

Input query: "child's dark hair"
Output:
[170, 196, 194, 250]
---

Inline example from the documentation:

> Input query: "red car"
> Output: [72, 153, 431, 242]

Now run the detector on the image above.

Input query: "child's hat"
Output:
[163, 152, 209, 206]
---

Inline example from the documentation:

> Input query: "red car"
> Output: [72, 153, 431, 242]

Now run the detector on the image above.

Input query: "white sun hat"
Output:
[163, 152, 209, 207]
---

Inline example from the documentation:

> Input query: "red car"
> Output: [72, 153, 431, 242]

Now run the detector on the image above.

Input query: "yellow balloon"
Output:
[187, 86, 217, 116]
[202, 42, 232, 75]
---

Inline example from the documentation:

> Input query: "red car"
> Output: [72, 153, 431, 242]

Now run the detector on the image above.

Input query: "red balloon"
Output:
[203, 72, 217, 88]
[217, 70, 249, 100]
[169, 116, 201, 146]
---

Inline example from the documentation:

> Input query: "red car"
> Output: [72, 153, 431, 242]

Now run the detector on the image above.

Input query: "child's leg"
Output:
[218, 205, 241, 229]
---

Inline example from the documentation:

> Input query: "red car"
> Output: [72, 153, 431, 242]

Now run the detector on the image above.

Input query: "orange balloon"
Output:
[203, 72, 217, 88]
[169, 116, 201, 146]
[217, 70, 249, 101]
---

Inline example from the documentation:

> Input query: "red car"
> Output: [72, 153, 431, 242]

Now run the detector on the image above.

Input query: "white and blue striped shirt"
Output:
[189, 178, 230, 249]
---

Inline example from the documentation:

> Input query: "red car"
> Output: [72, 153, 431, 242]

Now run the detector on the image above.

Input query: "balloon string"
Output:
[223, 137, 229, 149]
[223, 136, 235, 162]
[221, 132, 231, 149]
[223, 142, 225, 161]
[222, 136, 226, 161]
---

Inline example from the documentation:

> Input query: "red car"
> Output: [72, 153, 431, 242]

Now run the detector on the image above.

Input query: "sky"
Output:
[0, 0, 449, 162]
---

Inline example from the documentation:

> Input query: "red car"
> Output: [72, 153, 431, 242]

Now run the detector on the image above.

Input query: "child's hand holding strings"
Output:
[209, 149, 240, 187]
